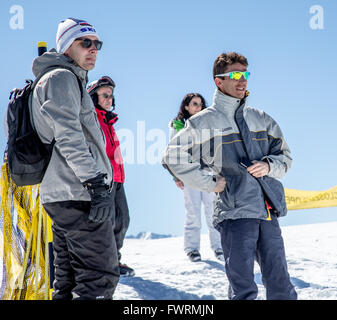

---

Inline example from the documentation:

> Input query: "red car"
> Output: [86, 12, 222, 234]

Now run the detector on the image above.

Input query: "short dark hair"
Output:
[213, 52, 248, 79]
[175, 93, 207, 122]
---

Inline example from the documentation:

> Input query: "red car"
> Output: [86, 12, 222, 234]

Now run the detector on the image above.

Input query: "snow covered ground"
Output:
[115, 221, 337, 300]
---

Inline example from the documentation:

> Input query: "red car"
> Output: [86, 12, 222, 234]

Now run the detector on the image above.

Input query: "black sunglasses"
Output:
[98, 93, 113, 99]
[75, 37, 103, 50]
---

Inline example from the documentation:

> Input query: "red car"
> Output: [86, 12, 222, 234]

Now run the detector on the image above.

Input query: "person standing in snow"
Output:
[169, 93, 224, 262]
[87, 76, 135, 277]
[30, 18, 119, 299]
[163, 52, 297, 300]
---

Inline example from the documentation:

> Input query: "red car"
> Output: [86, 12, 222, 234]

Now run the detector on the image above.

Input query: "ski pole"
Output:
[37, 41, 47, 56]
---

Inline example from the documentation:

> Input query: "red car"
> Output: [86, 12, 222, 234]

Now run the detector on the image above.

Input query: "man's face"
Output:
[215, 62, 248, 99]
[64, 35, 98, 71]
[97, 86, 113, 111]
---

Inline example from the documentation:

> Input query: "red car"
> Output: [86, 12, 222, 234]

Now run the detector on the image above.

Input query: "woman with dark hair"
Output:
[169, 93, 224, 262]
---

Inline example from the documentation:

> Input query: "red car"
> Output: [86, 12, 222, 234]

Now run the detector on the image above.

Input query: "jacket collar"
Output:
[95, 105, 118, 124]
[212, 88, 247, 116]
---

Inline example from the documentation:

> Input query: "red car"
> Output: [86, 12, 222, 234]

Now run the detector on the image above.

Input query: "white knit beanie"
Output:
[56, 18, 100, 53]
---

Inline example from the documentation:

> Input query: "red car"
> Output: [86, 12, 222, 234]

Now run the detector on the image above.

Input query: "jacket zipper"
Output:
[105, 119, 115, 147]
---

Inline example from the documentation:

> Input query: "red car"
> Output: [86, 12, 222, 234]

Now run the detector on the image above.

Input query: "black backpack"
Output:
[6, 66, 83, 186]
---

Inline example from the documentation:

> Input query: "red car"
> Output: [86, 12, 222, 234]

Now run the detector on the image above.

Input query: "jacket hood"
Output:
[32, 48, 88, 83]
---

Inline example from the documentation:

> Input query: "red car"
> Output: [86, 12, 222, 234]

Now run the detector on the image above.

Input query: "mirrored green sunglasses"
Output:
[215, 71, 250, 80]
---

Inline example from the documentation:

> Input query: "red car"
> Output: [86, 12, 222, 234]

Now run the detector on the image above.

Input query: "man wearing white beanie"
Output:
[30, 18, 119, 300]
[56, 18, 100, 54]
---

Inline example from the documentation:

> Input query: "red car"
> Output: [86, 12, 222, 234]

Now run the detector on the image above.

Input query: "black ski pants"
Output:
[43, 201, 120, 300]
[218, 214, 297, 300]
[112, 182, 130, 262]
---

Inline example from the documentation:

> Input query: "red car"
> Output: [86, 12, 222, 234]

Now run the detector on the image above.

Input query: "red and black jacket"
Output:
[95, 106, 125, 183]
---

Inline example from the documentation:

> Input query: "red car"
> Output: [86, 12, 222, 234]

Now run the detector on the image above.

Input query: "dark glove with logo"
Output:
[82, 173, 114, 223]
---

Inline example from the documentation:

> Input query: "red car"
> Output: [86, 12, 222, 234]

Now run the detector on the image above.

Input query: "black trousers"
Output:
[43, 201, 120, 300]
[112, 182, 130, 261]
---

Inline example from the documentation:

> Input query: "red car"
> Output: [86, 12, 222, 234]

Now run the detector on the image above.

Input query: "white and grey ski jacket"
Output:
[30, 50, 113, 204]
[162, 89, 292, 228]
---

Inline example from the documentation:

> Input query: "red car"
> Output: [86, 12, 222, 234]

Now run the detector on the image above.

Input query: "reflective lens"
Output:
[192, 102, 203, 107]
[229, 71, 250, 80]
[215, 71, 250, 80]
[99, 93, 113, 99]
[75, 38, 103, 50]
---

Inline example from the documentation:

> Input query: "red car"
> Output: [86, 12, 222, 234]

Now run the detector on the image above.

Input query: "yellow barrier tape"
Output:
[0, 162, 52, 300]
[285, 185, 337, 210]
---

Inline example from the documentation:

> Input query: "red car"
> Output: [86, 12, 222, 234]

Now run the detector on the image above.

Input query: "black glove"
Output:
[82, 173, 114, 223]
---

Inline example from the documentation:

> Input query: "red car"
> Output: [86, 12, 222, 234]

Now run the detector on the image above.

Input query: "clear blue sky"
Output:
[1, 0, 336, 236]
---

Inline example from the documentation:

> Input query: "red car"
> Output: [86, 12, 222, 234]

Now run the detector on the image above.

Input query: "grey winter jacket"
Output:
[30, 49, 113, 204]
[162, 89, 292, 227]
